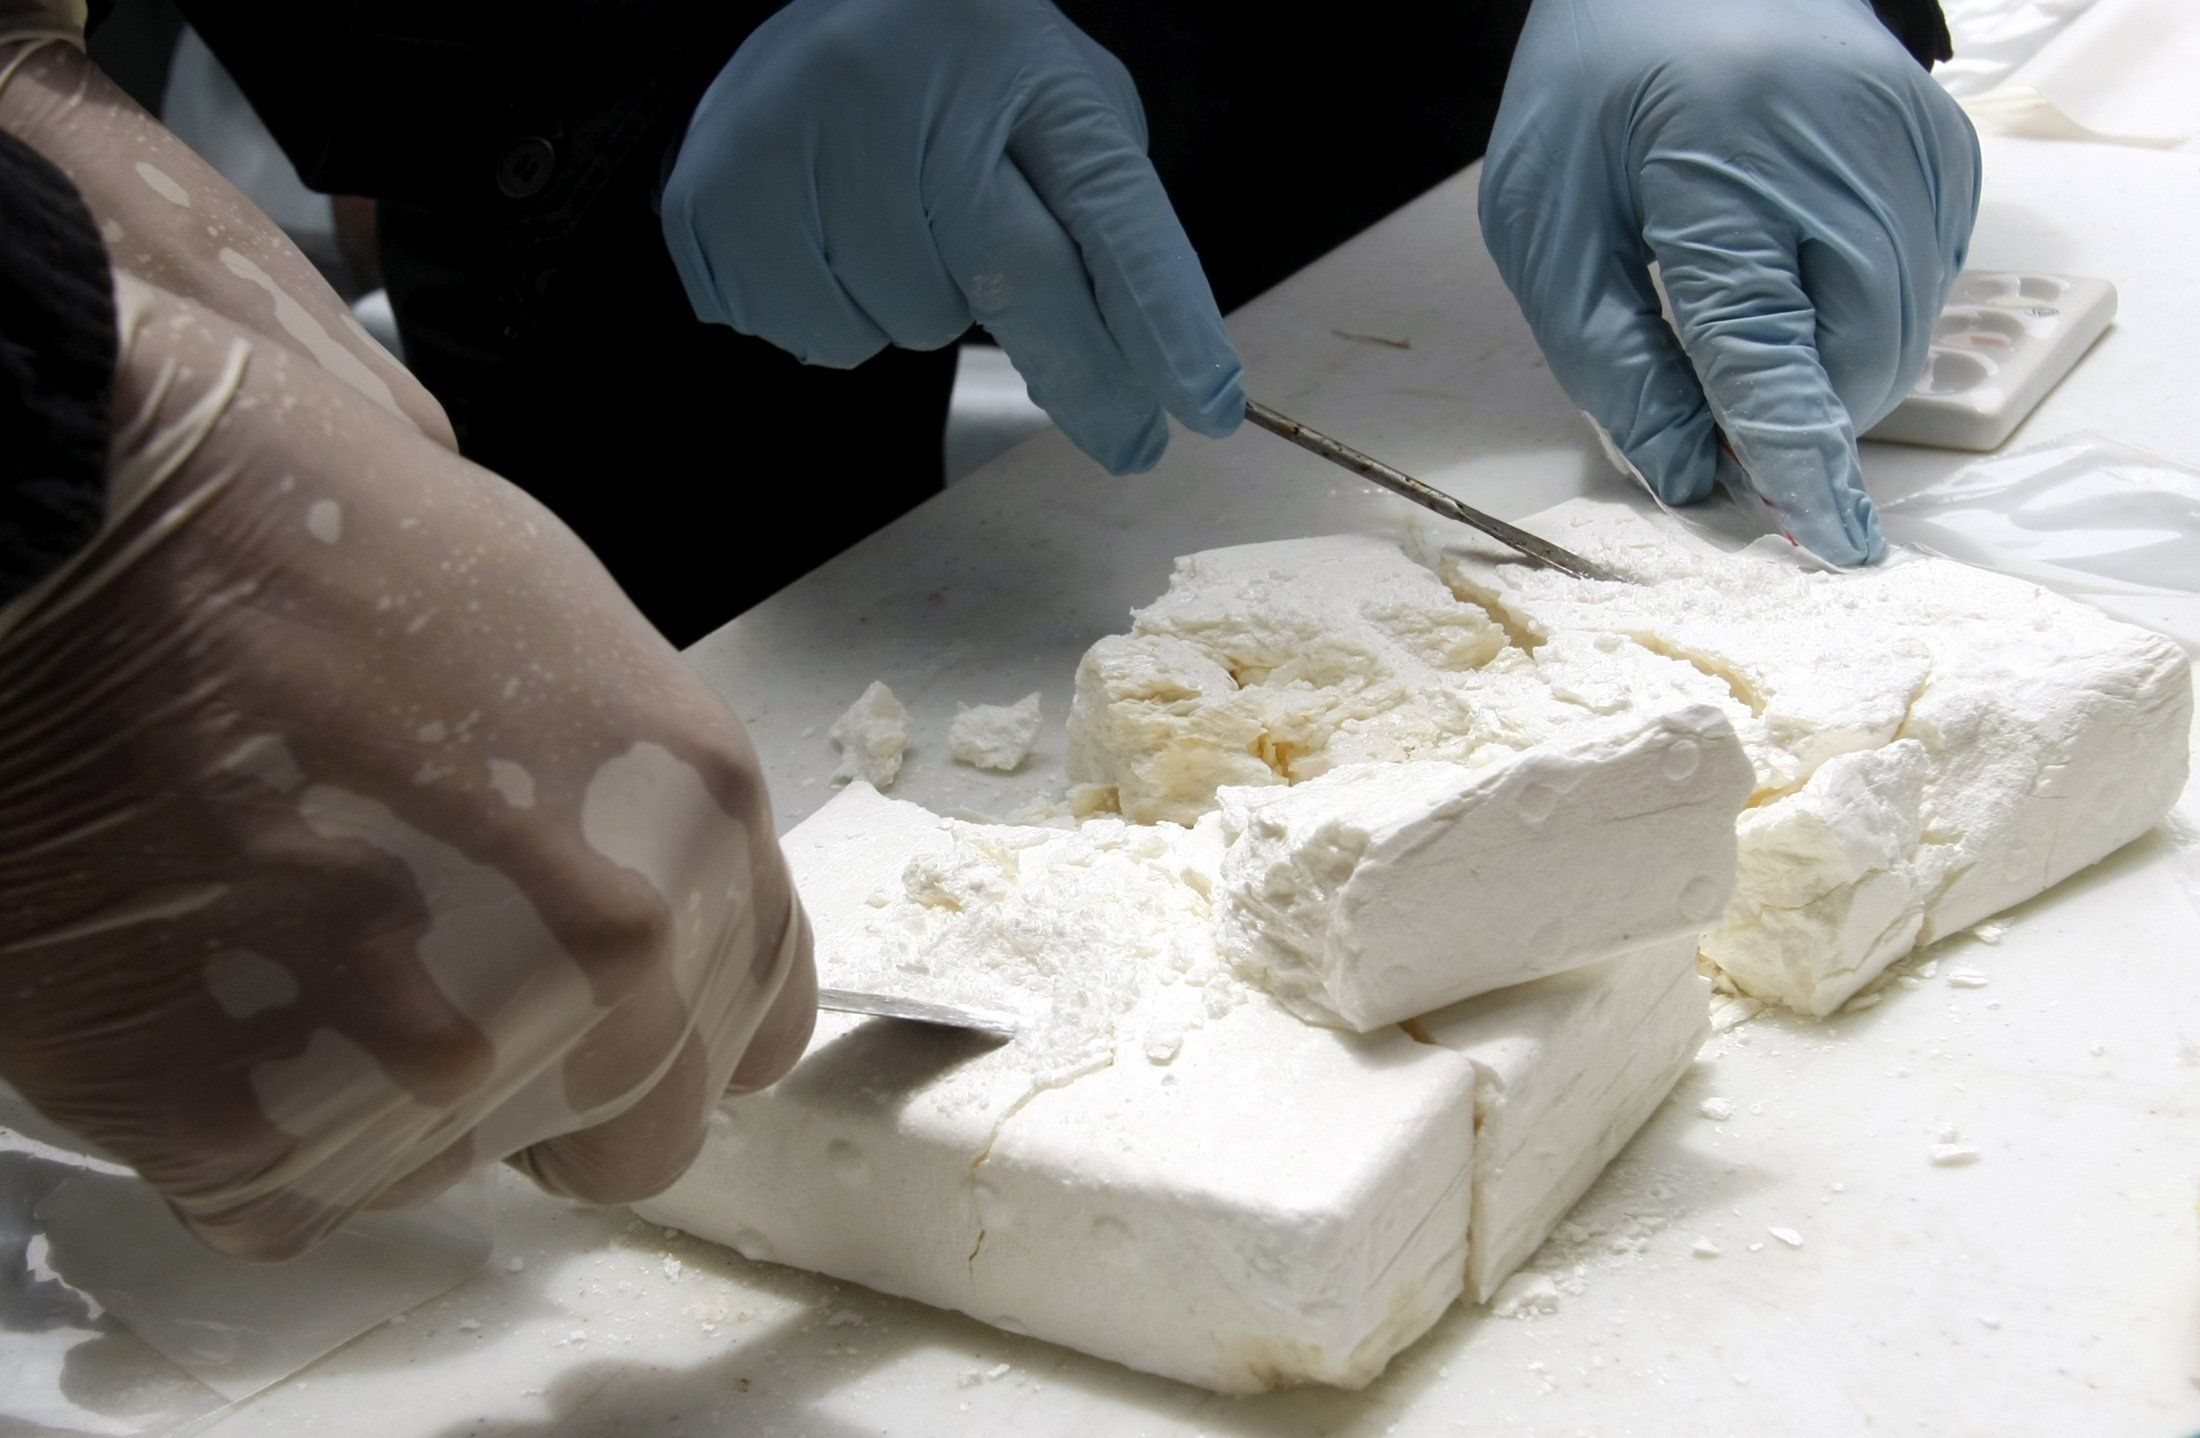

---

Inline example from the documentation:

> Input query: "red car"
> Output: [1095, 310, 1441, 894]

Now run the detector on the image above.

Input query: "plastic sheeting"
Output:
[1940, 0, 2200, 144]
[1879, 433, 2200, 653]
[1, 1091, 493, 1437]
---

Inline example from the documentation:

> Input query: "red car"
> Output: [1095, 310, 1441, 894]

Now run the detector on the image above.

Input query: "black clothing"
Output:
[0, 128, 116, 608]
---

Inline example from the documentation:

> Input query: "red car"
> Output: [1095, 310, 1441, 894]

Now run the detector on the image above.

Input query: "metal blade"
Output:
[817, 987, 1020, 1039]
[1243, 398, 1626, 584]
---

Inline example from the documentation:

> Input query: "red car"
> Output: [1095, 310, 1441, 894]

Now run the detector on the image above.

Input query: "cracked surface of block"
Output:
[1069, 504, 2192, 1013]
[1417, 937, 1711, 1300]
[638, 784, 1480, 1393]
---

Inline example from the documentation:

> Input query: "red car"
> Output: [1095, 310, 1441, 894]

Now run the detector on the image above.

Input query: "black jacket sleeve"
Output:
[0, 126, 115, 608]
[167, 1, 781, 244]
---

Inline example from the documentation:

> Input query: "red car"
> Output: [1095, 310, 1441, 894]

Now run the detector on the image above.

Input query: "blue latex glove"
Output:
[660, 0, 1244, 474]
[1481, 0, 1981, 565]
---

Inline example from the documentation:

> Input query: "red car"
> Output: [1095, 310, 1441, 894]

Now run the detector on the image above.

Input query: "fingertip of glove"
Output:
[1083, 411, 1170, 475]
[1175, 375, 1247, 440]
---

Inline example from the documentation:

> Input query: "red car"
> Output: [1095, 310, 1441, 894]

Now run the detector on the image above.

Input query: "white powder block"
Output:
[948, 692, 1043, 771]
[1214, 705, 1753, 1031]
[1417, 936, 1711, 1301]
[963, 999, 1476, 1392]
[828, 681, 911, 789]
[1069, 503, 2191, 1015]
[1463, 498, 2192, 1014]
[639, 784, 1482, 1393]
[1068, 632, 1275, 825]
[1068, 536, 1546, 825]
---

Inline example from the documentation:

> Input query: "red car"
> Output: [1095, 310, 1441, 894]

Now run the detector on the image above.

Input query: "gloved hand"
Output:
[0, 32, 815, 1259]
[1480, 0, 1981, 565]
[659, 0, 1245, 474]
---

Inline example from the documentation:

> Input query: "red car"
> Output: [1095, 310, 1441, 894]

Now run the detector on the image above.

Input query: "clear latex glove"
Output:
[659, 0, 1245, 474]
[0, 32, 816, 1259]
[1480, 0, 1982, 566]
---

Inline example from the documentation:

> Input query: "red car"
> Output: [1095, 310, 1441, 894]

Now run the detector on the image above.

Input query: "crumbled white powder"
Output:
[1067, 505, 2190, 1017]
[832, 807, 1240, 1095]
[829, 682, 912, 789]
[949, 692, 1043, 772]
[1767, 1227, 1804, 1248]
[1490, 1272, 1563, 1319]
[1710, 995, 1764, 1031]
[1691, 1237, 1722, 1258]
[1929, 1144, 1982, 1166]
[1697, 1097, 1735, 1122]
[1948, 967, 1990, 988]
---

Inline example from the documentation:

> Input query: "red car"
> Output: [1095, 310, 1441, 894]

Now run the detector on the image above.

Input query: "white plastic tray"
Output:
[1870, 271, 2116, 450]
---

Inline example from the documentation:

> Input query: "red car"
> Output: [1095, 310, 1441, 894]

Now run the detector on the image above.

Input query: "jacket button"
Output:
[496, 137, 556, 199]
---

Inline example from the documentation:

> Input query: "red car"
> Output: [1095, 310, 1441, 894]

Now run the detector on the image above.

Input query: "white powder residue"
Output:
[306, 498, 343, 544]
[829, 681, 912, 790]
[842, 813, 1238, 1093]
[217, 247, 402, 414]
[949, 692, 1043, 772]
[134, 162, 190, 207]
[487, 759, 536, 809]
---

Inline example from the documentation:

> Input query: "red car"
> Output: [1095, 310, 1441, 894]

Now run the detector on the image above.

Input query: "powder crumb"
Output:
[2089, 1042, 2107, 1057]
[1709, 995, 1763, 1032]
[1898, 975, 1923, 991]
[1490, 1272, 1563, 1319]
[457, 1319, 482, 1333]
[949, 693, 1044, 772]
[1845, 991, 1883, 1012]
[1977, 1315, 2003, 1329]
[1767, 1227, 1804, 1248]
[1691, 1238, 1722, 1259]
[662, 1256, 683, 1281]
[1947, 967, 1990, 988]
[1971, 921, 2008, 946]
[829, 682, 912, 789]
[1929, 1144, 1982, 1167]
[1696, 1097, 1735, 1121]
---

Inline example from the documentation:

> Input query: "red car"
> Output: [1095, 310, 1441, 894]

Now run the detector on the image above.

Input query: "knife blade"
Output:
[1243, 398, 1625, 584]
[817, 987, 1019, 1039]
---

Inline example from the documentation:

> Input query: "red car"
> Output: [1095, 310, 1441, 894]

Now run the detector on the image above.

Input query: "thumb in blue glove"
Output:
[1481, 0, 1981, 565]
[660, 0, 1245, 475]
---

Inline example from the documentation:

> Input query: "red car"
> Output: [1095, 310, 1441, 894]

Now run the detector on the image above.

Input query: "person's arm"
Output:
[1480, 0, 1977, 566]
[0, 24, 814, 1258]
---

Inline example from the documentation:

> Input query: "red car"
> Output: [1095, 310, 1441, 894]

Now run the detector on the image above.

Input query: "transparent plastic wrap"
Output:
[1877, 434, 2200, 653]
[2, 1087, 494, 1436]
[1941, 0, 2200, 144]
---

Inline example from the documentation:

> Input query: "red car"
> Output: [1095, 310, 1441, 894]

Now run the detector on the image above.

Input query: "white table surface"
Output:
[197, 133, 2200, 1438]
